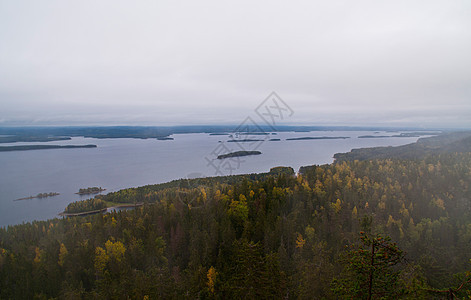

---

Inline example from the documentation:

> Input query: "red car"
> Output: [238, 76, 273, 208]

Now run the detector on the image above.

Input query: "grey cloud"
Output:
[0, 0, 470, 127]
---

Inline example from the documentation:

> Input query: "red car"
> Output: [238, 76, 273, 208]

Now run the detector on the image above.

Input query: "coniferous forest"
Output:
[2, 0, 470, 298]
[1, 148, 471, 298]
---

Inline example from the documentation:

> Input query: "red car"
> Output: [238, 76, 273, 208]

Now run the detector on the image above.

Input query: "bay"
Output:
[0, 131, 424, 227]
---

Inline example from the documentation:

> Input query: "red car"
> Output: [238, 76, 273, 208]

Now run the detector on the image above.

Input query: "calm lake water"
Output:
[0, 131, 423, 227]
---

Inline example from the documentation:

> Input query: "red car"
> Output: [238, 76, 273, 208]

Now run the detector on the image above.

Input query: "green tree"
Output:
[224, 240, 286, 299]
[332, 232, 406, 299]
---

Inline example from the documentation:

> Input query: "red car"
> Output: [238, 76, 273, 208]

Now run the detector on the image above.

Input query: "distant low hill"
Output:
[334, 131, 471, 161]
[0, 125, 442, 142]
[0, 144, 97, 152]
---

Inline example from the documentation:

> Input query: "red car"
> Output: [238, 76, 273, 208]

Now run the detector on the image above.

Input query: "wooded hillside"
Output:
[1, 139, 470, 298]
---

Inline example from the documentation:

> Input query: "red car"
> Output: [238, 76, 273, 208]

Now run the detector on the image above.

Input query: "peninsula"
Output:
[14, 192, 60, 201]
[334, 131, 471, 161]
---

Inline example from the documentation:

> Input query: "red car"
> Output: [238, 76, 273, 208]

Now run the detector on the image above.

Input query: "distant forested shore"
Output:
[0, 144, 97, 152]
[334, 131, 471, 161]
[0, 125, 442, 143]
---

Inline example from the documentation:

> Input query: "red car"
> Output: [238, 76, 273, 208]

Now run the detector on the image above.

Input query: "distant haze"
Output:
[0, 1, 470, 128]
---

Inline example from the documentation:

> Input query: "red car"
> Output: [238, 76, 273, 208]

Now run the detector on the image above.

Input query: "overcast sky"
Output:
[0, 0, 470, 128]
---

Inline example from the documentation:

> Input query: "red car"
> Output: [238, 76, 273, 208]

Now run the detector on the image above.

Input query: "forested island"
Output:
[358, 135, 391, 138]
[76, 187, 106, 195]
[286, 136, 349, 140]
[237, 132, 270, 135]
[14, 192, 59, 201]
[156, 137, 174, 140]
[0, 144, 97, 152]
[217, 150, 262, 159]
[227, 139, 264, 142]
[1, 132, 470, 298]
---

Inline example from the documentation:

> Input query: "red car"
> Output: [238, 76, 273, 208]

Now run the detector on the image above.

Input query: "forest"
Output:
[63, 199, 108, 214]
[1, 146, 471, 298]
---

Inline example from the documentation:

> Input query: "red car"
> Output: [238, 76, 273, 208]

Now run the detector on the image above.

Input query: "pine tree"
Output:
[332, 232, 406, 299]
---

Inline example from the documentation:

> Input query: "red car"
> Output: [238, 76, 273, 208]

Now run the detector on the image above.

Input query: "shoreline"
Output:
[59, 202, 144, 217]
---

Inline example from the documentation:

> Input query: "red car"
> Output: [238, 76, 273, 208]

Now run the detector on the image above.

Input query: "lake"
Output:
[0, 131, 424, 227]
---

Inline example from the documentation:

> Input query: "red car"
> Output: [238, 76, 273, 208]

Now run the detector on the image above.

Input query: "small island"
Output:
[0, 144, 97, 152]
[15, 192, 60, 201]
[237, 132, 269, 135]
[227, 139, 264, 143]
[76, 187, 106, 195]
[358, 135, 391, 138]
[217, 150, 262, 159]
[286, 136, 350, 141]
[157, 137, 174, 140]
